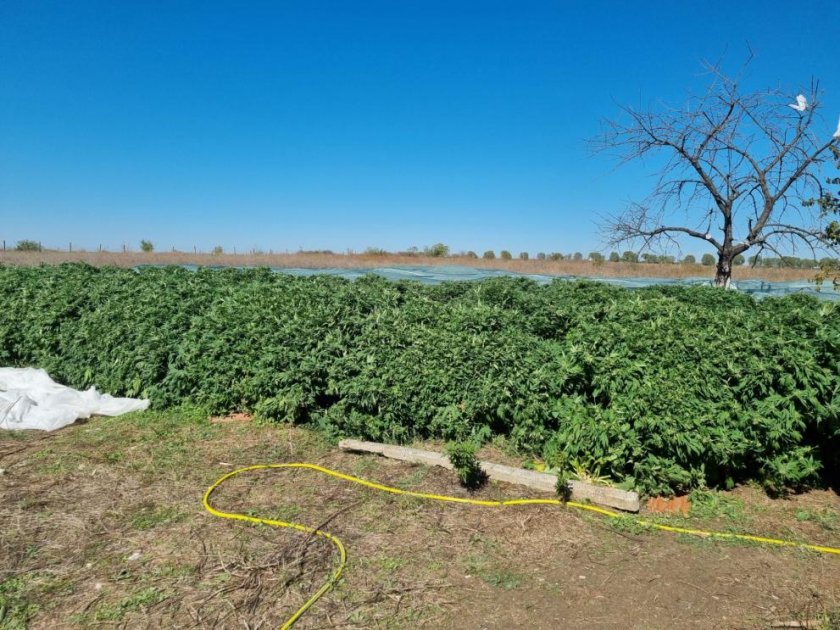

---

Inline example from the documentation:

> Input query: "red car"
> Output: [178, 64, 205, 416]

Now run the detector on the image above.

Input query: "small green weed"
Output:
[446, 441, 486, 490]
[608, 515, 651, 536]
[94, 587, 166, 621]
[795, 508, 838, 531]
[688, 490, 747, 522]
[480, 570, 523, 590]
[129, 505, 184, 530]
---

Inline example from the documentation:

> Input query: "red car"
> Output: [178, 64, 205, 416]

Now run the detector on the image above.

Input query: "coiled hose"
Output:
[203, 463, 840, 629]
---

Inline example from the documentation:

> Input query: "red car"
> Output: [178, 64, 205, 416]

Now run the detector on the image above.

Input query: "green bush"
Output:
[15, 240, 40, 252]
[424, 243, 450, 258]
[701, 253, 716, 266]
[1, 265, 837, 496]
[609, 252, 620, 263]
[482, 250, 496, 260]
[683, 254, 696, 264]
[518, 252, 529, 261]
[500, 250, 512, 260]
[140, 240, 154, 253]
[446, 441, 486, 490]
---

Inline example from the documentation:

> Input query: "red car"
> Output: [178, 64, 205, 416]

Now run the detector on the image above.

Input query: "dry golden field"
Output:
[0, 250, 821, 282]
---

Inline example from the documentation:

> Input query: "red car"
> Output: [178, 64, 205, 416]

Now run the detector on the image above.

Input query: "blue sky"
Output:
[1, 1, 838, 256]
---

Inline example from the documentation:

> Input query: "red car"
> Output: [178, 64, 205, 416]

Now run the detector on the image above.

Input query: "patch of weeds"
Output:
[688, 489, 747, 523]
[379, 557, 405, 572]
[149, 562, 196, 581]
[480, 570, 523, 590]
[198, 573, 230, 589]
[0, 572, 70, 626]
[103, 451, 123, 464]
[245, 505, 301, 523]
[94, 587, 166, 621]
[350, 457, 378, 478]
[608, 515, 651, 536]
[0, 576, 40, 629]
[396, 466, 428, 490]
[460, 554, 522, 590]
[795, 508, 838, 531]
[23, 545, 39, 561]
[425, 560, 444, 572]
[673, 532, 763, 551]
[129, 505, 185, 530]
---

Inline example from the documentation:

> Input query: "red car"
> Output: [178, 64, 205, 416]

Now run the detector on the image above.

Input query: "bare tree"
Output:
[596, 61, 840, 287]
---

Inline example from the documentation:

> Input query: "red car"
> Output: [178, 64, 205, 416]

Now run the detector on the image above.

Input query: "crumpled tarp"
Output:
[0, 367, 149, 431]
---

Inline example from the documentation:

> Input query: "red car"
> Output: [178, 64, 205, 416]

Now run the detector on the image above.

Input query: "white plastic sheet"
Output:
[0, 367, 149, 431]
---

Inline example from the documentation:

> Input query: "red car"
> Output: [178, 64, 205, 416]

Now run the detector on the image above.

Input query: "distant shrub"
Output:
[549, 252, 564, 261]
[701, 253, 716, 266]
[482, 250, 496, 260]
[733, 254, 745, 265]
[621, 251, 639, 263]
[536, 252, 546, 260]
[518, 252, 529, 260]
[140, 240, 154, 253]
[573, 252, 583, 261]
[211, 246, 224, 255]
[364, 247, 389, 256]
[464, 251, 478, 259]
[683, 255, 696, 264]
[589, 252, 604, 263]
[500, 250, 512, 260]
[15, 240, 40, 252]
[609, 252, 620, 262]
[424, 243, 450, 257]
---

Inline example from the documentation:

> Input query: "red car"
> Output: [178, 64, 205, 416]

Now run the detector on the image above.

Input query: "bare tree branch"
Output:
[595, 58, 840, 287]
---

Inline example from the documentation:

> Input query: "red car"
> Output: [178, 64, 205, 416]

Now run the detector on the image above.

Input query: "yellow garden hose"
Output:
[203, 463, 840, 629]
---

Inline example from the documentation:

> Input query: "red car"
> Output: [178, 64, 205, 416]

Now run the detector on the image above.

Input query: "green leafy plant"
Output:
[15, 240, 40, 252]
[139, 240, 154, 253]
[0, 265, 837, 496]
[446, 441, 486, 490]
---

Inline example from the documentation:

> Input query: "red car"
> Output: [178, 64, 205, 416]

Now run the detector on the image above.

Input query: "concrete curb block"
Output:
[338, 439, 640, 512]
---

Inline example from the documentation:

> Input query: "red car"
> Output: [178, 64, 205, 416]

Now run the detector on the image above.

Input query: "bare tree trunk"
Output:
[714, 253, 733, 288]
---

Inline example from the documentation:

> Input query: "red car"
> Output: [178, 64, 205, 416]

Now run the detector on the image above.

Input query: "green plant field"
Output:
[1, 263, 838, 495]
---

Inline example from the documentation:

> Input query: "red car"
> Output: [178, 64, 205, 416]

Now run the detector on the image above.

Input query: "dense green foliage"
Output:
[1, 264, 838, 495]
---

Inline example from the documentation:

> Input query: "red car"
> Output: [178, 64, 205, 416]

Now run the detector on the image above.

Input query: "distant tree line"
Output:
[6, 239, 838, 272]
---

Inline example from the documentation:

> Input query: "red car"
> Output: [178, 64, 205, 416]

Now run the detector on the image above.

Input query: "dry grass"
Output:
[2, 410, 839, 628]
[0, 250, 821, 282]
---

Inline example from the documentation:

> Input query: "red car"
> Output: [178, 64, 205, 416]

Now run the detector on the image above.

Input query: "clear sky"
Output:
[1, 1, 838, 256]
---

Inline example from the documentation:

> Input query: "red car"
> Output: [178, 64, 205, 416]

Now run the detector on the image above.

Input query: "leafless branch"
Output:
[595, 58, 840, 285]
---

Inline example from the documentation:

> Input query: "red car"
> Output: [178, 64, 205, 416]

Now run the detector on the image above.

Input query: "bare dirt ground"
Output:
[1, 411, 839, 629]
[0, 250, 820, 282]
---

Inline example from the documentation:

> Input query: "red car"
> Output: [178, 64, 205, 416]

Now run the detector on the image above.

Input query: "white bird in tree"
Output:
[788, 94, 808, 112]
[834, 114, 840, 139]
